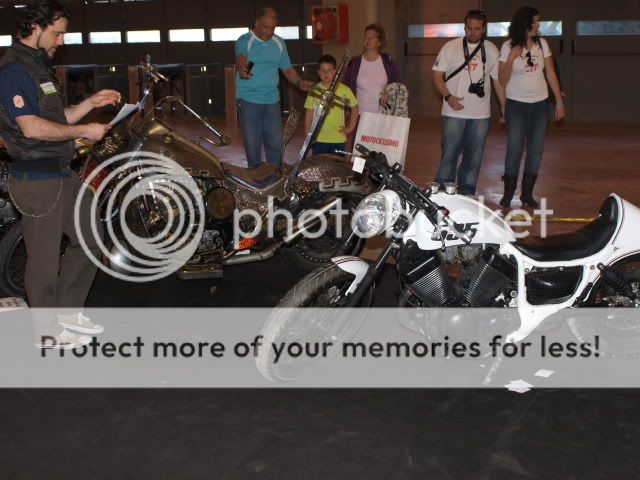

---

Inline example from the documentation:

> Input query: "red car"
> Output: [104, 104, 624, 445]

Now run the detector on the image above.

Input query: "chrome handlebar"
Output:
[154, 96, 231, 147]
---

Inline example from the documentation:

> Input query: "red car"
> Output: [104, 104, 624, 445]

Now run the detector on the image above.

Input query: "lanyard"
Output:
[445, 38, 485, 83]
[462, 38, 486, 84]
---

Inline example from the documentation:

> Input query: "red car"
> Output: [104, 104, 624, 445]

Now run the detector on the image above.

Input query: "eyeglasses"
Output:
[525, 51, 534, 67]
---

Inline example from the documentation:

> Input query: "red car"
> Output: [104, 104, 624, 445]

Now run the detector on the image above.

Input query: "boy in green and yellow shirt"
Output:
[304, 55, 358, 156]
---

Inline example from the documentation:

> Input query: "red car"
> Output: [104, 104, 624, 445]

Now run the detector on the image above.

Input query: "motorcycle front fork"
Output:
[344, 240, 397, 307]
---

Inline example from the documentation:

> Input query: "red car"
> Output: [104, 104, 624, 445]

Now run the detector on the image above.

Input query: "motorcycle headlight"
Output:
[353, 190, 403, 237]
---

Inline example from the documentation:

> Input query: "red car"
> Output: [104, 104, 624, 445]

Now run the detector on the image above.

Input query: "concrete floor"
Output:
[3, 388, 640, 479]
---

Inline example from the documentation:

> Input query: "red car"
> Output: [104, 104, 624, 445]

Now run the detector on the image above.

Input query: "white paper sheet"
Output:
[109, 103, 140, 125]
[352, 157, 366, 173]
[504, 379, 534, 393]
[506, 386, 532, 394]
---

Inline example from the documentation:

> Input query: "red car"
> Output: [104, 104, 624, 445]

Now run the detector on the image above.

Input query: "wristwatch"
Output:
[444, 94, 452, 102]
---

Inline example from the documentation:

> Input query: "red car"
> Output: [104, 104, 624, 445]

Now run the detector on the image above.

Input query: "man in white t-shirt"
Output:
[432, 10, 505, 196]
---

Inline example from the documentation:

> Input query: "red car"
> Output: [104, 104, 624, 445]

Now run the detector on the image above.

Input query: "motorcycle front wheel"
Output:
[256, 263, 373, 382]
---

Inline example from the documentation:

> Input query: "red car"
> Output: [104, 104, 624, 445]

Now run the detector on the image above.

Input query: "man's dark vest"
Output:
[0, 41, 73, 172]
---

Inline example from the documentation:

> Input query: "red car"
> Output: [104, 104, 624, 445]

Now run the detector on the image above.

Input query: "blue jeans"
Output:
[236, 99, 283, 167]
[434, 116, 490, 195]
[504, 98, 548, 177]
[311, 142, 345, 156]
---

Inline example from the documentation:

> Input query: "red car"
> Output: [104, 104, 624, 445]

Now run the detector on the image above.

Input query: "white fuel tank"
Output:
[403, 193, 516, 250]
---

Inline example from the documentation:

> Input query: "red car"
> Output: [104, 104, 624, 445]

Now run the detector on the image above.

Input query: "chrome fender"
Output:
[332, 256, 369, 295]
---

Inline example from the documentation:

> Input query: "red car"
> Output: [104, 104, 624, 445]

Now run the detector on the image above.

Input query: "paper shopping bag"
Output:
[352, 111, 411, 167]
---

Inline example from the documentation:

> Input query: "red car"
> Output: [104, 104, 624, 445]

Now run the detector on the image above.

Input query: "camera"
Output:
[468, 79, 485, 98]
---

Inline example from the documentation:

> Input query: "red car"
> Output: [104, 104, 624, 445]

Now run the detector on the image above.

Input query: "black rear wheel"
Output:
[587, 257, 640, 308]
[0, 223, 27, 297]
[0, 222, 70, 299]
[281, 193, 365, 270]
[570, 256, 640, 357]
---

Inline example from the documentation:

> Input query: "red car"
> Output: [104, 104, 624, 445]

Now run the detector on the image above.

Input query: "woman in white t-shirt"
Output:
[498, 6, 564, 208]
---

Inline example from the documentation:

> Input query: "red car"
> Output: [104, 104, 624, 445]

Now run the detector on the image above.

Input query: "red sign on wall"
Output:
[311, 5, 349, 44]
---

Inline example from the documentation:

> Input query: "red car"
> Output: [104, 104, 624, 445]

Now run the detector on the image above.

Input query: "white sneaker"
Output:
[58, 313, 104, 334]
[35, 329, 92, 350]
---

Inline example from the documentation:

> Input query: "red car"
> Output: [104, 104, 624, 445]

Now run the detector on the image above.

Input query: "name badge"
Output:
[40, 81, 57, 95]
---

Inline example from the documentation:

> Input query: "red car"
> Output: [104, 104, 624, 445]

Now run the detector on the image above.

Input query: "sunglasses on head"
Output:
[525, 51, 534, 67]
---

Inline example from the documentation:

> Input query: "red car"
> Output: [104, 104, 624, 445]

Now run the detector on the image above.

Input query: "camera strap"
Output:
[445, 38, 485, 82]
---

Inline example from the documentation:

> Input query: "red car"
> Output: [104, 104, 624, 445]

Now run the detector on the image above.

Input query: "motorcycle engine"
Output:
[459, 247, 517, 306]
[119, 176, 232, 251]
[400, 243, 517, 308]
[197, 229, 224, 253]
[92, 123, 131, 162]
[398, 241, 450, 306]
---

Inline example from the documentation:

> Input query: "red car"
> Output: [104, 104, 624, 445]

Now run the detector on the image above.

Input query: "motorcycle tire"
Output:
[569, 255, 640, 357]
[0, 222, 27, 298]
[280, 193, 365, 271]
[0, 222, 70, 300]
[256, 263, 373, 382]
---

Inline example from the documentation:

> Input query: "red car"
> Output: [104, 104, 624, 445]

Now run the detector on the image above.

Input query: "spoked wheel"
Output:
[281, 193, 365, 270]
[0, 223, 27, 297]
[588, 259, 640, 308]
[256, 263, 373, 381]
[277, 262, 374, 308]
[570, 256, 640, 357]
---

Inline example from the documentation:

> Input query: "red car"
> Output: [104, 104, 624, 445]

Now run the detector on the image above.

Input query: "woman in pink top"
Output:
[343, 23, 402, 114]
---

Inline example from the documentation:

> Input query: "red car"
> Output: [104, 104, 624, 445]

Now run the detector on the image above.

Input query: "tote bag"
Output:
[352, 111, 410, 167]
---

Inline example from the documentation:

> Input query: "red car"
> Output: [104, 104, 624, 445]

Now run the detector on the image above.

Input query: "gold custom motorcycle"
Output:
[0, 55, 371, 297]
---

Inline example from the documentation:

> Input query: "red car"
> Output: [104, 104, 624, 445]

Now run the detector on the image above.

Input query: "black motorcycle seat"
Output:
[222, 162, 282, 189]
[513, 196, 619, 262]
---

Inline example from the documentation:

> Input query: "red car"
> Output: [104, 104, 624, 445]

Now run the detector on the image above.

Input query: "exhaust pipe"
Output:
[224, 241, 282, 266]
[224, 196, 342, 266]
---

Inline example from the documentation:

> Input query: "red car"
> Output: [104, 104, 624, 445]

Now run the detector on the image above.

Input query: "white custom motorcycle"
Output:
[257, 145, 640, 380]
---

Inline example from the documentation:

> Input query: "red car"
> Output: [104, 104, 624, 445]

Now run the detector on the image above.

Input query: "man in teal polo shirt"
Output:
[235, 7, 313, 167]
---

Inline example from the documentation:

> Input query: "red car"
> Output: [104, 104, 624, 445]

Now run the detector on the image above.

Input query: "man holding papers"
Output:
[0, 1, 121, 348]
